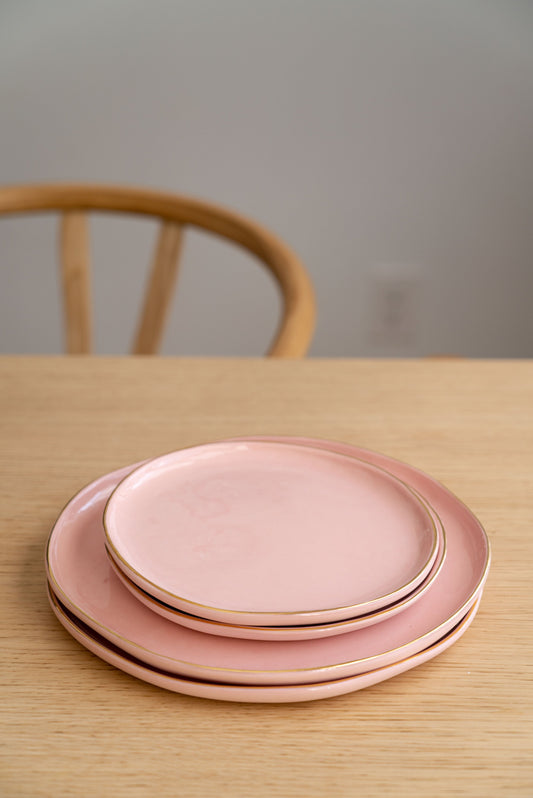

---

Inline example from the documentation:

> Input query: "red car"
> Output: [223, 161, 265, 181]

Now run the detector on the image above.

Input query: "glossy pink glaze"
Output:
[109, 492, 446, 640]
[46, 442, 490, 686]
[47, 584, 481, 703]
[103, 441, 438, 624]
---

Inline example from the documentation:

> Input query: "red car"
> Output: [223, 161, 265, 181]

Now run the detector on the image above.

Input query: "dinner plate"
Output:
[47, 584, 481, 704]
[46, 453, 489, 686]
[108, 491, 446, 640]
[103, 441, 439, 625]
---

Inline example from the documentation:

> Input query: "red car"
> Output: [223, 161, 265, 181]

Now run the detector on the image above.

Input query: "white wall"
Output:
[1, 0, 532, 356]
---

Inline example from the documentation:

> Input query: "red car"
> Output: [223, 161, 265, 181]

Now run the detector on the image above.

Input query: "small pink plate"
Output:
[108, 490, 446, 641]
[103, 441, 438, 625]
[47, 584, 481, 704]
[46, 451, 489, 686]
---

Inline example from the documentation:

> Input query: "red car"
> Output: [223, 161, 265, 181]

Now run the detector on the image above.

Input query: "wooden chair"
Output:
[0, 184, 315, 356]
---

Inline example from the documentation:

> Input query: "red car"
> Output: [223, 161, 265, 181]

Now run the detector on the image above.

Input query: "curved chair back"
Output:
[0, 184, 315, 356]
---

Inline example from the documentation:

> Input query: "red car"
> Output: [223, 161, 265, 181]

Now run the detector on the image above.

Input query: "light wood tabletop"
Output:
[1, 357, 531, 797]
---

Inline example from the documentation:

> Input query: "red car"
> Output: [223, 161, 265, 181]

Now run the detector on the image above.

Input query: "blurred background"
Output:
[1, 0, 532, 357]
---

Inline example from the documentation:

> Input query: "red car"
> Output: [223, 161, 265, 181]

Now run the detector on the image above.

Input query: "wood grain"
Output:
[0, 357, 531, 797]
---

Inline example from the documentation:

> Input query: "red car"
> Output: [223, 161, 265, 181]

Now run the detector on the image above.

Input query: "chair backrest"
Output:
[0, 184, 316, 356]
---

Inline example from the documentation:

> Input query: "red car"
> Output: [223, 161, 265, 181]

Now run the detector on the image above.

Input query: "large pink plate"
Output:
[47, 584, 482, 704]
[103, 441, 438, 625]
[46, 447, 490, 686]
[108, 490, 446, 640]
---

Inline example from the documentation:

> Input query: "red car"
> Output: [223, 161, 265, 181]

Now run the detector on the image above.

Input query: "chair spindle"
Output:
[133, 221, 184, 354]
[59, 211, 92, 354]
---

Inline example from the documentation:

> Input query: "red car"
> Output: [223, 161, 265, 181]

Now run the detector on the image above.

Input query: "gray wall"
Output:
[1, 0, 532, 356]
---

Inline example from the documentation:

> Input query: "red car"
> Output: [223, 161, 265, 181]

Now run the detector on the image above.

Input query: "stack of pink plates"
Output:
[46, 437, 490, 703]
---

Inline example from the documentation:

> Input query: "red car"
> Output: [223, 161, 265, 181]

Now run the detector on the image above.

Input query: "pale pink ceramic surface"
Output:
[103, 441, 438, 624]
[45, 450, 489, 686]
[108, 493, 446, 641]
[47, 584, 481, 703]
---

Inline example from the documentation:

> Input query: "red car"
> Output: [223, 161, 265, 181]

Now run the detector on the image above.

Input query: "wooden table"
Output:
[1, 357, 531, 797]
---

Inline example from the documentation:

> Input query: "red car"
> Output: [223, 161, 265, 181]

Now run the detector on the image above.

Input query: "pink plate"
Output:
[46, 450, 489, 686]
[108, 490, 446, 640]
[47, 584, 481, 703]
[103, 441, 438, 625]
